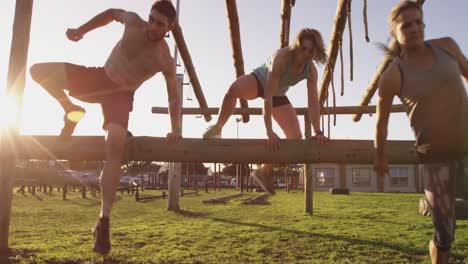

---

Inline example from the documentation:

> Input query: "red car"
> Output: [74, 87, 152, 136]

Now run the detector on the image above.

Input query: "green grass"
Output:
[6, 189, 468, 264]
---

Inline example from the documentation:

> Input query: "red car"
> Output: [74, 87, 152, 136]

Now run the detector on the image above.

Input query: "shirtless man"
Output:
[30, 0, 180, 254]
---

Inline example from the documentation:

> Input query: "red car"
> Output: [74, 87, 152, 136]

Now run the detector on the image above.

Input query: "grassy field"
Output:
[5, 188, 468, 264]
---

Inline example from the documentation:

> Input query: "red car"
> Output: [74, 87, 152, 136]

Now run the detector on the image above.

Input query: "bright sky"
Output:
[0, 0, 466, 141]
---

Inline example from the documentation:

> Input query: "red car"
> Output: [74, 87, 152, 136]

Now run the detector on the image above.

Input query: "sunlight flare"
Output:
[0, 93, 21, 133]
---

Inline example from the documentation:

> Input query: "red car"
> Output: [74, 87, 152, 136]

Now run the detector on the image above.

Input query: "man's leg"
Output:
[30, 62, 85, 137]
[203, 74, 258, 138]
[93, 123, 127, 254]
[423, 163, 456, 264]
[30, 62, 82, 114]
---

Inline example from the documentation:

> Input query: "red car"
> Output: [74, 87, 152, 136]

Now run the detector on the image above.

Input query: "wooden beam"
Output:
[1, 0, 33, 256]
[9, 136, 419, 164]
[225, 0, 250, 123]
[171, 22, 212, 122]
[352, 56, 392, 122]
[304, 113, 313, 214]
[280, 0, 292, 48]
[318, 0, 349, 107]
[152, 104, 407, 116]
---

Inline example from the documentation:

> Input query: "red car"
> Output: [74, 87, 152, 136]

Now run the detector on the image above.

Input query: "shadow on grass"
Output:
[208, 216, 467, 261]
[174, 209, 211, 218]
[209, 217, 428, 256]
[4, 247, 38, 264]
[65, 198, 101, 207]
[314, 212, 415, 227]
[89, 254, 139, 264]
[31, 194, 43, 201]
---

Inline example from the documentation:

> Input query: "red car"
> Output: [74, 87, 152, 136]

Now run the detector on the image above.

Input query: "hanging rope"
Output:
[331, 70, 337, 126]
[339, 39, 345, 96]
[347, 0, 354, 81]
[321, 102, 325, 135]
[363, 0, 370, 42]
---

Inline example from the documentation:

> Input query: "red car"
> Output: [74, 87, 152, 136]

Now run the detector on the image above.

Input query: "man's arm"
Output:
[374, 62, 400, 177]
[67, 9, 139, 41]
[306, 64, 324, 139]
[163, 60, 181, 139]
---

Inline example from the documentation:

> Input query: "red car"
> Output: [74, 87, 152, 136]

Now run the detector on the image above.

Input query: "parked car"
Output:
[219, 180, 230, 188]
[132, 177, 143, 185]
[120, 176, 133, 186]
[230, 178, 237, 187]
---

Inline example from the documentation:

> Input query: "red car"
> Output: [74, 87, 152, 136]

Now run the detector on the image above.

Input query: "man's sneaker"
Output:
[92, 217, 111, 254]
[203, 125, 222, 139]
[59, 105, 85, 141]
[252, 174, 275, 195]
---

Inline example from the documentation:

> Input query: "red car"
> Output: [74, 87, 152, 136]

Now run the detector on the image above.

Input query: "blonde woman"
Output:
[204, 28, 329, 193]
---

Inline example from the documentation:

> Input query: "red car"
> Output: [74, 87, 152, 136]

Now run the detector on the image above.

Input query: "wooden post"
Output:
[247, 164, 252, 192]
[225, 0, 250, 122]
[204, 169, 208, 193]
[171, 22, 211, 122]
[81, 186, 86, 199]
[62, 185, 67, 200]
[168, 162, 181, 210]
[240, 163, 244, 193]
[305, 164, 313, 214]
[213, 163, 217, 192]
[352, 57, 392, 122]
[218, 163, 221, 191]
[167, 74, 184, 211]
[236, 163, 239, 190]
[318, 0, 349, 107]
[135, 183, 140, 201]
[192, 162, 196, 192]
[280, 0, 292, 48]
[0, 0, 33, 256]
[339, 163, 346, 188]
[304, 113, 313, 214]
[284, 167, 288, 192]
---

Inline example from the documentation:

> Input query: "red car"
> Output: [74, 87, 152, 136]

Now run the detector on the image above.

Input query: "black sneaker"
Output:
[92, 217, 111, 254]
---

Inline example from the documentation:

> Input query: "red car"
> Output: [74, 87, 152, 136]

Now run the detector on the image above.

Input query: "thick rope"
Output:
[326, 96, 331, 138]
[339, 39, 344, 96]
[347, 0, 354, 81]
[331, 70, 337, 126]
[321, 102, 325, 135]
[363, 0, 370, 42]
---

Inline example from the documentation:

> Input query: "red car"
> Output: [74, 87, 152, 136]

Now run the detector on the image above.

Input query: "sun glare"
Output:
[0, 93, 21, 133]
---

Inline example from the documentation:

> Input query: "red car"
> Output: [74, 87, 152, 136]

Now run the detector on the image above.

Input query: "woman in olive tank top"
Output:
[374, 1, 468, 263]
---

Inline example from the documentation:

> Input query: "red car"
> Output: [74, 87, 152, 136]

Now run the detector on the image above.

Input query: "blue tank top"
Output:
[251, 52, 312, 96]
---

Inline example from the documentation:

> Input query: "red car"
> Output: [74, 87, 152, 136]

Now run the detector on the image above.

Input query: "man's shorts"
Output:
[64, 63, 134, 130]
